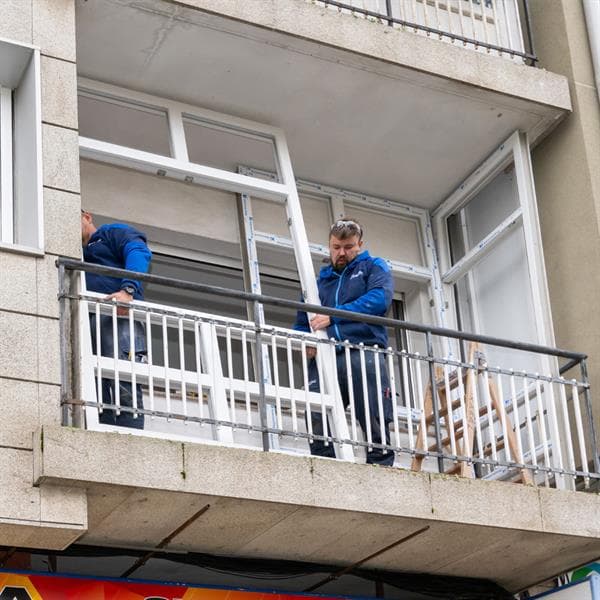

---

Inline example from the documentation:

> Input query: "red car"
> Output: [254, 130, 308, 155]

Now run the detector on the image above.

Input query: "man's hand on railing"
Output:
[105, 289, 134, 317]
[310, 314, 331, 331]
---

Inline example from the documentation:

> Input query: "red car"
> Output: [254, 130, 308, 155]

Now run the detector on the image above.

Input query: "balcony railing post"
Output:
[58, 262, 71, 427]
[426, 331, 445, 473]
[520, 0, 537, 66]
[253, 300, 270, 452]
[580, 358, 600, 475]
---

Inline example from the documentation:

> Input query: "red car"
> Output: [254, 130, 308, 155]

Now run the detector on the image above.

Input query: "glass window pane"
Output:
[455, 226, 540, 371]
[448, 163, 519, 264]
[78, 92, 171, 156]
[346, 204, 424, 266]
[183, 116, 279, 181]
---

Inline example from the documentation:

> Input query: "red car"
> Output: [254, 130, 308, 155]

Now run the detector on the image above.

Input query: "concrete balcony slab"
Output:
[33, 427, 600, 592]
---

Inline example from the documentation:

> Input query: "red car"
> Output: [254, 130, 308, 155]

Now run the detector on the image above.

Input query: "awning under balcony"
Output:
[74, 0, 571, 209]
[35, 426, 600, 594]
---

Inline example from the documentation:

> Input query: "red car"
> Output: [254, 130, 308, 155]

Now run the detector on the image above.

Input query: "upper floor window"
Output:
[0, 39, 43, 252]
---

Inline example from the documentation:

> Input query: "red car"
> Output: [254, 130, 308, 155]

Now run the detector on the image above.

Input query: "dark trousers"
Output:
[308, 349, 394, 466]
[90, 314, 146, 429]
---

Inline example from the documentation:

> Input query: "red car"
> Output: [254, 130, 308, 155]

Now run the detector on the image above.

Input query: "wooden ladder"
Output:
[410, 342, 532, 484]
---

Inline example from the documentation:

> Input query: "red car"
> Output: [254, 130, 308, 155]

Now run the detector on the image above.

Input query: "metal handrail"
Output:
[314, 0, 538, 65]
[57, 258, 584, 361]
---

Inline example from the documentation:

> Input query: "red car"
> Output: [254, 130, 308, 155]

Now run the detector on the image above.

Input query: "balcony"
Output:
[314, 0, 536, 64]
[32, 258, 600, 593]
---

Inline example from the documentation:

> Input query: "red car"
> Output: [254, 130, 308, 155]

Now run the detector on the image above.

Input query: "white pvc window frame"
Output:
[238, 165, 448, 330]
[432, 130, 555, 349]
[0, 38, 43, 253]
[0, 85, 13, 244]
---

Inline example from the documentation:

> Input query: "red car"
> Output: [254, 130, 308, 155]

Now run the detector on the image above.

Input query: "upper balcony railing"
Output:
[57, 259, 598, 491]
[313, 0, 537, 65]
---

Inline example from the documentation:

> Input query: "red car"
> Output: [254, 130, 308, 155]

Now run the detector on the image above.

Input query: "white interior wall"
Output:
[81, 159, 240, 245]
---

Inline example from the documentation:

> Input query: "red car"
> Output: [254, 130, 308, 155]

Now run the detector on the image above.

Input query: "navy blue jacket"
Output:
[83, 223, 152, 300]
[294, 251, 393, 347]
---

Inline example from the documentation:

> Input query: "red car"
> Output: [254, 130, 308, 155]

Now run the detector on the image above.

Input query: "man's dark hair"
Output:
[329, 218, 363, 241]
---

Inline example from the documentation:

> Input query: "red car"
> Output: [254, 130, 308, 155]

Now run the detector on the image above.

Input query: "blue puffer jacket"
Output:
[294, 251, 393, 347]
[83, 223, 152, 300]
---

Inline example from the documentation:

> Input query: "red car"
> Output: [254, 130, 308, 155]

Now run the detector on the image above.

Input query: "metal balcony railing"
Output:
[312, 0, 537, 65]
[58, 259, 598, 490]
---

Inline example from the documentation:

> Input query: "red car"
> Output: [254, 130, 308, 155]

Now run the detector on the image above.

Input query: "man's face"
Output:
[329, 234, 363, 270]
[81, 211, 94, 245]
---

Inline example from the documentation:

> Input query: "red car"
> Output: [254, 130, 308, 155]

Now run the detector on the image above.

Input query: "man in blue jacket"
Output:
[82, 210, 152, 429]
[294, 219, 394, 466]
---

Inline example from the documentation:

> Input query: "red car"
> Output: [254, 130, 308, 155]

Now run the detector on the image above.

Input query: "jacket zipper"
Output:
[333, 268, 346, 341]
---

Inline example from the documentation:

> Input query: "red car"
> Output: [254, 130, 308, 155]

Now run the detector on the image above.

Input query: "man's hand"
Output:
[310, 314, 331, 331]
[105, 289, 134, 316]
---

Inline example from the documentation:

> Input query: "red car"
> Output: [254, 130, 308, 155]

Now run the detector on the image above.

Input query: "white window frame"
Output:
[0, 38, 43, 254]
[238, 165, 448, 331]
[432, 130, 555, 349]
[0, 85, 13, 243]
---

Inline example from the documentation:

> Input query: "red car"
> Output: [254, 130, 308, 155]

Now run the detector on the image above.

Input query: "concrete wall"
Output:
[0, 0, 86, 547]
[529, 1, 600, 435]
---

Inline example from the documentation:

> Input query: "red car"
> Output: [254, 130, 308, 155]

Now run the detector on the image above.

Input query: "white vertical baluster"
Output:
[501, 0, 514, 52]
[456, 365, 470, 461]
[443, 361, 457, 459]
[316, 343, 329, 446]
[345, 342, 358, 443]
[95, 302, 103, 415]
[410, 0, 419, 31]
[522, 374, 538, 468]
[271, 331, 282, 431]
[433, 0, 442, 36]
[558, 379, 576, 477]
[374, 347, 387, 453]
[113, 302, 120, 416]
[194, 320, 204, 425]
[146, 310, 154, 418]
[471, 364, 485, 467]
[546, 379, 564, 484]
[388, 348, 400, 450]
[359, 343, 373, 449]
[457, 0, 467, 41]
[468, 0, 478, 44]
[509, 370, 524, 464]
[402, 351, 415, 451]
[480, 0, 490, 48]
[301, 339, 313, 441]
[414, 353, 427, 453]
[178, 317, 187, 421]
[495, 372, 511, 462]
[162, 314, 170, 419]
[491, 0, 502, 50]
[534, 376, 550, 486]
[286, 336, 298, 436]
[481, 368, 497, 463]
[241, 328, 251, 428]
[129, 306, 137, 420]
[225, 325, 234, 425]
[571, 380, 589, 487]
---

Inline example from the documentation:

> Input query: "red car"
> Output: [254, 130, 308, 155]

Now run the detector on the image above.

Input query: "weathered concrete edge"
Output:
[169, 0, 572, 112]
[33, 427, 600, 539]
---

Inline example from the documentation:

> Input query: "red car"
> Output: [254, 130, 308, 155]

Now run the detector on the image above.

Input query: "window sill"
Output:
[0, 241, 44, 257]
